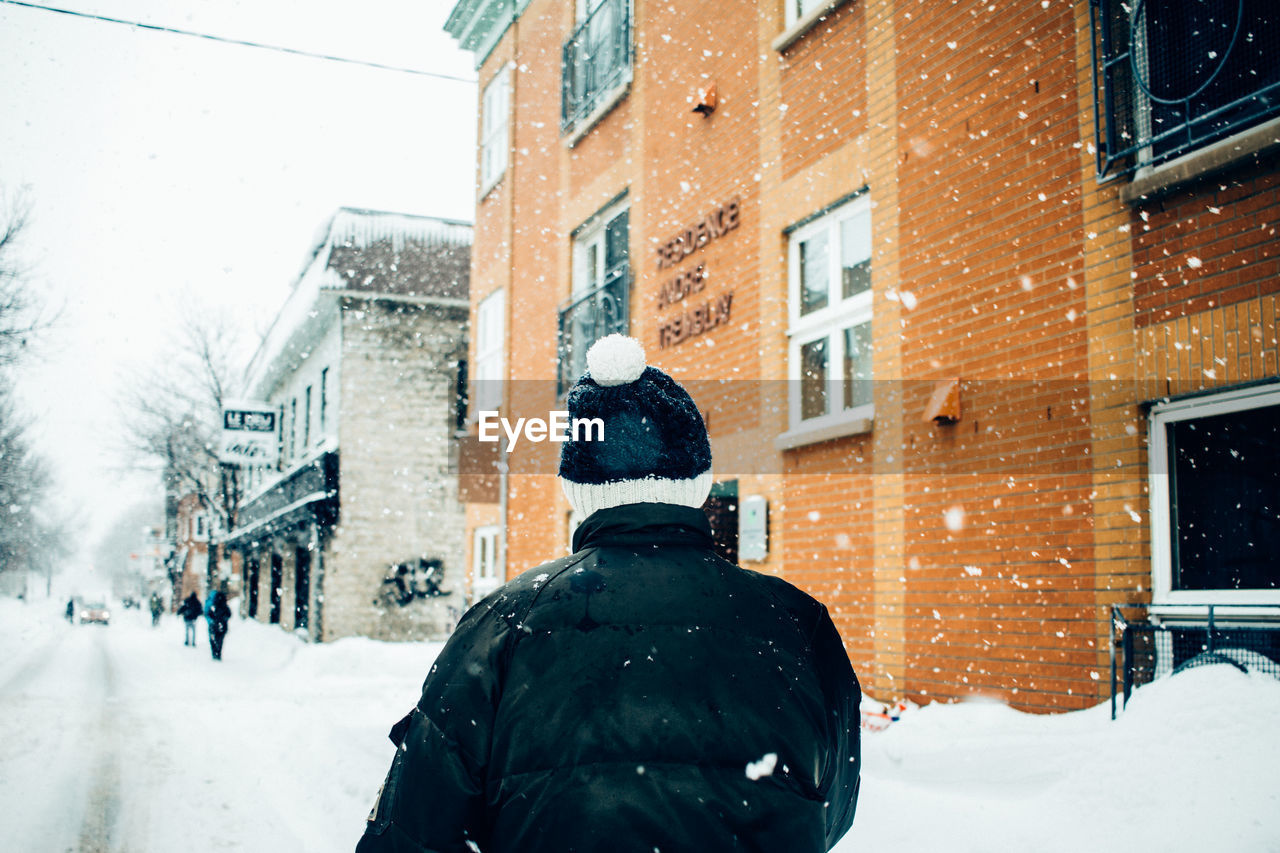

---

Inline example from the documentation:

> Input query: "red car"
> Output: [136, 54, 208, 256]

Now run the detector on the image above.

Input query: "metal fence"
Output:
[1110, 604, 1280, 719]
[556, 273, 630, 395]
[561, 0, 632, 132]
[1090, 0, 1280, 178]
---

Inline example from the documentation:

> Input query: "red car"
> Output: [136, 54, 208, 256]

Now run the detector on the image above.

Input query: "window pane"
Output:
[605, 209, 629, 275]
[481, 71, 508, 185]
[842, 322, 872, 410]
[800, 338, 828, 420]
[841, 210, 871, 299]
[584, 242, 599, 292]
[799, 231, 829, 316]
[797, 0, 824, 18]
[1167, 403, 1280, 591]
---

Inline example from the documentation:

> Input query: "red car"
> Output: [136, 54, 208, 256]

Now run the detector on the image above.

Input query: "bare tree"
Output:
[0, 194, 38, 368]
[118, 301, 254, 586]
[0, 189, 68, 588]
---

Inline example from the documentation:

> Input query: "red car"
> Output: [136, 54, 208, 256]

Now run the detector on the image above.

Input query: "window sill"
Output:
[771, 0, 852, 53]
[1119, 115, 1280, 204]
[478, 171, 504, 204]
[563, 77, 632, 149]
[775, 413, 872, 451]
[1149, 603, 1280, 623]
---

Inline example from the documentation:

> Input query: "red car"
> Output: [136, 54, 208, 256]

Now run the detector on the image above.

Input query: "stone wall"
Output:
[321, 297, 469, 641]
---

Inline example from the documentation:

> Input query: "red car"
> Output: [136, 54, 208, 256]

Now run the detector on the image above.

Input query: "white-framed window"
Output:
[573, 199, 629, 300]
[289, 397, 297, 462]
[562, 0, 631, 134]
[1149, 384, 1280, 606]
[319, 367, 329, 441]
[784, 192, 873, 434]
[473, 289, 506, 415]
[480, 64, 511, 194]
[785, 0, 832, 28]
[472, 525, 502, 598]
[559, 196, 629, 392]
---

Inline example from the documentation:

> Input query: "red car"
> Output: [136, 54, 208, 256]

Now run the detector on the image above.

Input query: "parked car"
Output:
[80, 602, 111, 625]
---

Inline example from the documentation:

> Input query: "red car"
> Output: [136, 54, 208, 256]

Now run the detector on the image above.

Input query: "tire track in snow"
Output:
[75, 633, 132, 853]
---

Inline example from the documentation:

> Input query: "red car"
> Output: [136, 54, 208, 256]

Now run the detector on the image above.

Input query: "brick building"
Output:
[446, 0, 1279, 710]
[225, 208, 472, 642]
[167, 493, 213, 604]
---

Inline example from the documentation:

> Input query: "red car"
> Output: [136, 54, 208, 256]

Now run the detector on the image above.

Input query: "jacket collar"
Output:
[572, 503, 714, 552]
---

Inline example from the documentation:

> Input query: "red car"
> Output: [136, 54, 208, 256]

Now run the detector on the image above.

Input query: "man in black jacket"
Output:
[357, 335, 860, 853]
[177, 592, 202, 647]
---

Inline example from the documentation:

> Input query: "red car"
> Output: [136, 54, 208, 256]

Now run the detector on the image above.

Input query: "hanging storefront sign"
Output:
[219, 402, 278, 466]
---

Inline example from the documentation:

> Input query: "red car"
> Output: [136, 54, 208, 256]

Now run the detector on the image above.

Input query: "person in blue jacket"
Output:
[205, 584, 232, 660]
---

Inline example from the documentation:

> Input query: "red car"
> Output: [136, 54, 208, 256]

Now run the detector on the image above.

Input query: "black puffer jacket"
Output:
[357, 503, 860, 853]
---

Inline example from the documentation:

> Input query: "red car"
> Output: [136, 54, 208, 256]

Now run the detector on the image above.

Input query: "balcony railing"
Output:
[561, 0, 632, 132]
[1091, 0, 1280, 178]
[557, 270, 630, 395]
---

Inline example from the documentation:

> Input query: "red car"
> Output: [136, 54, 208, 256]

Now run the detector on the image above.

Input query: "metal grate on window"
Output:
[561, 0, 632, 132]
[556, 271, 630, 395]
[1090, 0, 1280, 178]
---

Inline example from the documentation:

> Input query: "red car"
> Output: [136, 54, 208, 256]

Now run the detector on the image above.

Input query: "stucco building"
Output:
[445, 0, 1279, 710]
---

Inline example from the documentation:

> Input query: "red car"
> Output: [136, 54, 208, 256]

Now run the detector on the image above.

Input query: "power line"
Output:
[1, 0, 476, 83]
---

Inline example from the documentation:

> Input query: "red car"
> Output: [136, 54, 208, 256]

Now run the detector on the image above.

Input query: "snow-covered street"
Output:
[3, 595, 1279, 853]
[0, 597, 438, 853]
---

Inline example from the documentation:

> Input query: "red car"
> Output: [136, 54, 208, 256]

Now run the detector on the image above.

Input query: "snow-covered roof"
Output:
[445, 0, 533, 67]
[300, 207, 472, 271]
[243, 208, 472, 400]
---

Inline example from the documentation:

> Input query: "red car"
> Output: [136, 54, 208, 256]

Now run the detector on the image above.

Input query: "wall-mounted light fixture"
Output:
[692, 82, 717, 117]
[924, 378, 961, 424]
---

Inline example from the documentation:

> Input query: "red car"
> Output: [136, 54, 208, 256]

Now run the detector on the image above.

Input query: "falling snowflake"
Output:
[745, 753, 778, 780]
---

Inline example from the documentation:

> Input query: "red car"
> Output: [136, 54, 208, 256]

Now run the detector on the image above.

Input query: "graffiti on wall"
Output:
[379, 557, 450, 607]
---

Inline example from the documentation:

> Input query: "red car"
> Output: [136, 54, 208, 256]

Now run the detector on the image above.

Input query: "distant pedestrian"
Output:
[65, 598, 74, 623]
[206, 587, 231, 661]
[177, 592, 202, 646]
[149, 592, 164, 628]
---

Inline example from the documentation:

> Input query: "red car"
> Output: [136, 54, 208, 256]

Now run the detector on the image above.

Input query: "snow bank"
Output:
[845, 666, 1280, 852]
[2, 597, 1278, 852]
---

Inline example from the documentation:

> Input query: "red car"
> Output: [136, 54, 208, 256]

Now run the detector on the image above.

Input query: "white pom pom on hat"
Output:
[586, 334, 647, 386]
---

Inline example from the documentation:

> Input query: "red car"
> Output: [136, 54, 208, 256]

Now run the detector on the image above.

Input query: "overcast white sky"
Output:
[1, 0, 478, 552]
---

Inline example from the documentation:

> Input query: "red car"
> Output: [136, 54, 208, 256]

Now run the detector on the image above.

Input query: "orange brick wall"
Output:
[778, 1, 868, 180]
[455, 0, 1280, 712]
[1134, 164, 1280, 327]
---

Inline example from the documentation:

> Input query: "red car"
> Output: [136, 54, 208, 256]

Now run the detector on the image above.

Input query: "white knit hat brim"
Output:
[561, 470, 714, 519]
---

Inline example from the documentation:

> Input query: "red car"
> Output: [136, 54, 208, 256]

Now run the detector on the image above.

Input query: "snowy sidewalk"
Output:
[2, 597, 1278, 852]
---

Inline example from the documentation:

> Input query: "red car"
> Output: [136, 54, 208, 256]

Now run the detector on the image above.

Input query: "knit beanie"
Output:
[559, 334, 713, 518]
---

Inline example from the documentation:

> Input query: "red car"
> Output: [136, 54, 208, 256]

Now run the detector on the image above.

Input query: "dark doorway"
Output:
[269, 552, 283, 624]
[247, 556, 260, 618]
[703, 479, 739, 564]
[294, 545, 311, 631]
